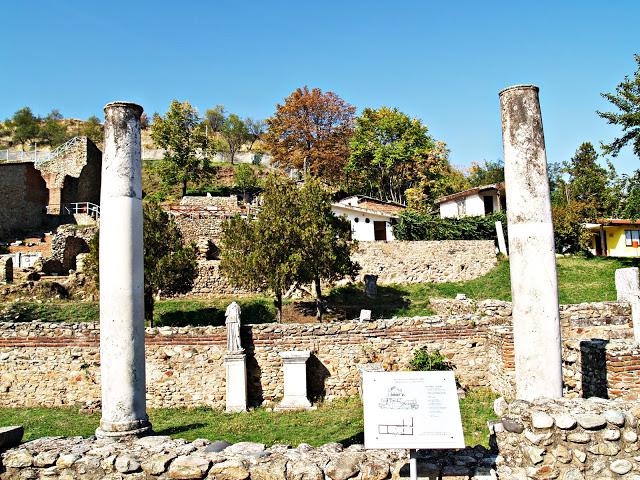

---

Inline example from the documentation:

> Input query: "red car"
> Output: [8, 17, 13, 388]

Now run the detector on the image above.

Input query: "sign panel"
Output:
[363, 371, 464, 449]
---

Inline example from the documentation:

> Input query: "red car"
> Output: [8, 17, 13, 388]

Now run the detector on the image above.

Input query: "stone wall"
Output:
[494, 397, 640, 478]
[0, 301, 637, 410]
[0, 162, 48, 239]
[352, 240, 497, 284]
[48, 224, 97, 273]
[189, 260, 257, 296]
[0, 316, 489, 409]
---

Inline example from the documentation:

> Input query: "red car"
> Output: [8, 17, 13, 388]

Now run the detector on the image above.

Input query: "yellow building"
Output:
[586, 219, 640, 257]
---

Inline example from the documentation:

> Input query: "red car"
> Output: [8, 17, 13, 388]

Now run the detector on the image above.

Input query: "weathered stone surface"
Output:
[604, 410, 625, 426]
[56, 453, 80, 468]
[360, 459, 389, 480]
[532, 411, 554, 429]
[588, 443, 620, 456]
[552, 444, 571, 464]
[524, 446, 545, 465]
[205, 440, 232, 453]
[502, 418, 524, 434]
[561, 468, 584, 480]
[603, 429, 620, 441]
[553, 415, 576, 430]
[33, 450, 59, 467]
[114, 454, 141, 473]
[573, 450, 586, 463]
[141, 453, 176, 475]
[567, 432, 591, 444]
[223, 442, 265, 455]
[287, 459, 324, 480]
[168, 455, 211, 479]
[208, 459, 250, 480]
[4, 449, 34, 468]
[576, 414, 606, 430]
[624, 430, 638, 442]
[250, 456, 287, 480]
[609, 459, 632, 474]
[325, 453, 362, 480]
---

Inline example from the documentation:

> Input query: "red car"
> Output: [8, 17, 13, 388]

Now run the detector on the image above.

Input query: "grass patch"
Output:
[3, 256, 633, 324]
[0, 390, 497, 447]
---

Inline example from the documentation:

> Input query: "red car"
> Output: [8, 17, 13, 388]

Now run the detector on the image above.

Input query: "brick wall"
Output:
[0, 162, 48, 239]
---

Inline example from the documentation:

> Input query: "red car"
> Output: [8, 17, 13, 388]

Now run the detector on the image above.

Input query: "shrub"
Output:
[393, 211, 507, 242]
[409, 347, 452, 371]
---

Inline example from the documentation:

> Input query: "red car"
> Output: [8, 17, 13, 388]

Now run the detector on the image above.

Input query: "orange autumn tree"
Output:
[263, 86, 355, 183]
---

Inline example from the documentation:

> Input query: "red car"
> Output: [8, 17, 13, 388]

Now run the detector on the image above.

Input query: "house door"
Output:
[374, 221, 387, 241]
[483, 196, 494, 215]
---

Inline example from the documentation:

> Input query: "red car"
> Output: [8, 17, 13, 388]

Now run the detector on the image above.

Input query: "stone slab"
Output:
[0, 425, 24, 449]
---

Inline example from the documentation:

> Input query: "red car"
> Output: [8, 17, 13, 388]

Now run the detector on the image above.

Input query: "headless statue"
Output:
[225, 301, 243, 352]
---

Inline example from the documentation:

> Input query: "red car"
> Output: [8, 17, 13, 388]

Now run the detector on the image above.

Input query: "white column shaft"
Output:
[97, 102, 151, 436]
[500, 85, 563, 400]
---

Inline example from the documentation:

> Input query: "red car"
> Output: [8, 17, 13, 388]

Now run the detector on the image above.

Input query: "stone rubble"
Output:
[0, 437, 499, 479]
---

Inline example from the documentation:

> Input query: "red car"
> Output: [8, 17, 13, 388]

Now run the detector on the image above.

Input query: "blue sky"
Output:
[2, 1, 639, 173]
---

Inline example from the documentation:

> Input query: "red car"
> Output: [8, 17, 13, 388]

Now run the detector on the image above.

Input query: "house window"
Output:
[456, 199, 466, 216]
[354, 217, 359, 223]
[625, 230, 640, 246]
[365, 218, 370, 223]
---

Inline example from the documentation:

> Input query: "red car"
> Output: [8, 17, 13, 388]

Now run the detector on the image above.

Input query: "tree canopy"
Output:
[263, 86, 355, 182]
[205, 106, 253, 164]
[346, 107, 464, 209]
[220, 174, 358, 321]
[598, 54, 640, 158]
[151, 100, 211, 196]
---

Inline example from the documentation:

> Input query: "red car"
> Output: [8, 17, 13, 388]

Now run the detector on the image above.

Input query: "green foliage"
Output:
[297, 178, 360, 318]
[346, 107, 464, 208]
[552, 203, 593, 254]
[616, 170, 640, 219]
[80, 115, 104, 144]
[206, 106, 252, 163]
[86, 202, 198, 326]
[466, 159, 504, 187]
[6, 107, 39, 149]
[220, 175, 303, 322]
[409, 347, 452, 371]
[151, 100, 211, 196]
[40, 110, 69, 147]
[598, 54, 640, 158]
[220, 175, 359, 321]
[393, 210, 506, 242]
[234, 164, 258, 193]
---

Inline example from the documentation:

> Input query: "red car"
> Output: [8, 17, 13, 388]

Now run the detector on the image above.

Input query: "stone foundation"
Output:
[494, 397, 640, 479]
[0, 436, 497, 480]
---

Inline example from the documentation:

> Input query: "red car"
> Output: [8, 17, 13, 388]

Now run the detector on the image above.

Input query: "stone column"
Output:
[495, 221, 508, 256]
[96, 102, 151, 438]
[225, 352, 248, 412]
[499, 85, 563, 400]
[1, 256, 13, 283]
[275, 350, 313, 411]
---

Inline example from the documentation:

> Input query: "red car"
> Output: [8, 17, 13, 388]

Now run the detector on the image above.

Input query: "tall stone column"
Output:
[96, 102, 151, 438]
[499, 85, 563, 400]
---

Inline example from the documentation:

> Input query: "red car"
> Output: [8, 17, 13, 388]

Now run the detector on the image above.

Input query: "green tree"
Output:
[563, 142, 616, 218]
[466, 159, 504, 187]
[614, 170, 640, 219]
[87, 202, 198, 327]
[206, 106, 251, 164]
[40, 110, 69, 147]
[245, 117, 266, 151]
[7, 107, 40, 150]
[220, 175, 302, 322]
[297, 178, 359, 320]
[151, 100, 211, 196]
[234, 163, 258, 196]
[81, 116, 104, 144]
[346, 107, 459, 207]
[598, 54, 640, 158]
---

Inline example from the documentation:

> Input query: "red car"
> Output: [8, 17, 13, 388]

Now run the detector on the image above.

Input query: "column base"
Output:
[274, 397, 316, 412]
[95, 419, 152, 439]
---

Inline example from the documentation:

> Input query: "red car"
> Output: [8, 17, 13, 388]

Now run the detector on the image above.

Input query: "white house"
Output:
[435, 183, 505, 219]
[331, 196, 404, 241]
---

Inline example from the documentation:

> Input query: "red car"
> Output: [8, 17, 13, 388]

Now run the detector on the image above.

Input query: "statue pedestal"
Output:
[275, 350, 314, 411]
[224, 351, 247, 413]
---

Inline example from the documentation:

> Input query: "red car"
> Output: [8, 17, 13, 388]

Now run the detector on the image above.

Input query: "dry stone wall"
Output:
[494, 397, 640, 479]
[0, 162, 49, 239]
[352, 240, 497, 284]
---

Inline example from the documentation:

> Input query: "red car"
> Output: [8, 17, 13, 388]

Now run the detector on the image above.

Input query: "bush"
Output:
[409, 347, 452, 371]
[393, 211, 507, 242]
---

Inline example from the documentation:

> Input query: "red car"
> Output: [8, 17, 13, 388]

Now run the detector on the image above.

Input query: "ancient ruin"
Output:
[95, 102, 151, 438]
[500, 85, 563, 401]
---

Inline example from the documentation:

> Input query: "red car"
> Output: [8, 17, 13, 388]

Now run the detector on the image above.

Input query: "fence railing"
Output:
[46, 202, 100, 220]
[0, 150, 52, 163]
